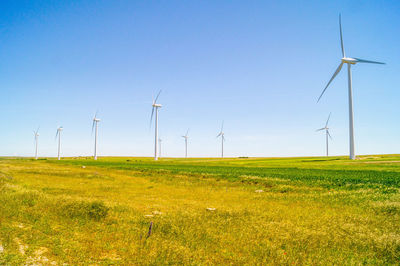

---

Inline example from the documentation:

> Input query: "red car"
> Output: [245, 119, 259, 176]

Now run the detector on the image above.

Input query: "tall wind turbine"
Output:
[182, 129, 189, 158]
[55, 126, 63, 160]
[33, 127, 39, 160]
[216, 122, 225, 158]
[318, 15, 385, 160]
[92, 112, 100, 160]
[316, 113, 332, 157]
[150, 90, 162, 161]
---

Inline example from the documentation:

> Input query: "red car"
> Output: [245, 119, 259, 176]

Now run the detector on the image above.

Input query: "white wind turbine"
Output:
[182, 129, 189, 158]
[150, 90, 162, 161]
[33, 127, 39, 160]
[318, 15, 385, 160]
[216, 122, 225, 158]
[316, 113, 332, 157]
[55, 126, 63, 160]
[92, 112, 100, 160]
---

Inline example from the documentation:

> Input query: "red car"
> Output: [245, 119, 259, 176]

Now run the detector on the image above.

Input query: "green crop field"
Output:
[0, 155, 399, 264]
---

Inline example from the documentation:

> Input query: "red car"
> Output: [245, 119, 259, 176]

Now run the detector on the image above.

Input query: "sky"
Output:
[0, 0, 399, 158]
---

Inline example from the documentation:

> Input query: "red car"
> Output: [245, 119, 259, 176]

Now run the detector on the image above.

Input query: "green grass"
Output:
[0, 155, 399, 264]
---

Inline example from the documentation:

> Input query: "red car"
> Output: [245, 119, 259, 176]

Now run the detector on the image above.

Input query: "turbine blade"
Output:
[316, 128, 325, 132]
[325, 112, 331, 128]
[354, 58, 385, 65]
[328, 130, 333, 140]
[154, 90, 162, 103]
[150, 106, 155, 129]
[317, 62, 344, 102]
[216, 132, 222, 138]
[339, 14, 345, 57]
[185, 128, 189, 137]
[221, 121, 224, 132]
[91, 120, 95, 135]
[55, 130, 59, 140]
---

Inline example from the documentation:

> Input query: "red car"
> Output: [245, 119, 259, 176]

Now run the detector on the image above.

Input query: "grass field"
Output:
[0, 155, 399, 264]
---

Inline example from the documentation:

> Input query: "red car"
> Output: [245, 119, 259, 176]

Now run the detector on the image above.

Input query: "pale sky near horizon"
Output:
[0, 0, 399, 158]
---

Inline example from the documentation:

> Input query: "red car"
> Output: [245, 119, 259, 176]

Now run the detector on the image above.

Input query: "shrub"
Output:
[61, 200, 109, 221]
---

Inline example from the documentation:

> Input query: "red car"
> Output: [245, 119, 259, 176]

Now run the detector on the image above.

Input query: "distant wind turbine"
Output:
[33, 127, 39, 160]
[182, 129, 189, 158]
[318, 14, 385, 160]
[92, 112, 100, 160]
[316, 113, 332, 157]
[55, 126, 63, 160]
[150, 90, 162, 161]
[216, 122, 225, 158]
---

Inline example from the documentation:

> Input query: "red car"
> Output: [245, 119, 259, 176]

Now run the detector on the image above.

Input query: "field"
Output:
[0, 155, 399, 264]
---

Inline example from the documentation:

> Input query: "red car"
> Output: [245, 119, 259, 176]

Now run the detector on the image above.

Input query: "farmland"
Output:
[0, 155, 399, 264]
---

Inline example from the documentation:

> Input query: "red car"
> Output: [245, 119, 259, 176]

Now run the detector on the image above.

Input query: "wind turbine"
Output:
[55, 126, 63, 160]
[318, 15, 385, 160]
[150, 90, 162, 161]
[216, 122, 225, 158]
[33, 127, 39, 160]
[92, 112, 100, 160]
[182, 129, 189, 158]
[316, 113, 332, 157]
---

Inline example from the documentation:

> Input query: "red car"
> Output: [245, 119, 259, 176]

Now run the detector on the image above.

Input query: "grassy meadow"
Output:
[0, 155, 399, 264]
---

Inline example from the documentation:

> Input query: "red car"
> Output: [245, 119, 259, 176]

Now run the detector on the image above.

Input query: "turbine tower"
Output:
[316, 113, 332, 157]
[150, 90, 162, 161]
[182, 129, 189, 158]
[55, 126, 63, 160]
[158, 138, 162, 158]
[92, 112, 100, 160]
[33, 127, 39, 160]
[318, 15, 385, 160]
[216, 122, 225, 158]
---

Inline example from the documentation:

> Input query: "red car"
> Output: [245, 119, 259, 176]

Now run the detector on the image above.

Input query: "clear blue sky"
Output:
[0, 0, 399, 157]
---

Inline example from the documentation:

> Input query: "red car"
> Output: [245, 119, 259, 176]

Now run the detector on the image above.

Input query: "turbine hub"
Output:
[153, 103, 162, 108]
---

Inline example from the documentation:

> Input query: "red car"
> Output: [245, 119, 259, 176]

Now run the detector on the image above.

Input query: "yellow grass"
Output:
[0, 156, 399, 264]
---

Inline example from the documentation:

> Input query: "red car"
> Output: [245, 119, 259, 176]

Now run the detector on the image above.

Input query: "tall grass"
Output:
[0, 156, 399, 264]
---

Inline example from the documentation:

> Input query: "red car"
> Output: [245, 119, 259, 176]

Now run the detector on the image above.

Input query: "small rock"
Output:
[255, 190, 264, 193]
[206, 208, 216, 211]
[0, 244, 4, 253]
[82, 166, 86, 169]
[152, 211, 162, 215]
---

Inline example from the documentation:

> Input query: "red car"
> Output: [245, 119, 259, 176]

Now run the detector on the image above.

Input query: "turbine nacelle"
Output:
[93, 118, 100, 122]
[341, 57, 357, 64]
[152, 103, 162, 108]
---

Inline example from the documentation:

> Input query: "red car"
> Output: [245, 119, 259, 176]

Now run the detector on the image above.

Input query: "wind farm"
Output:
[0, 2, 398, 265]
